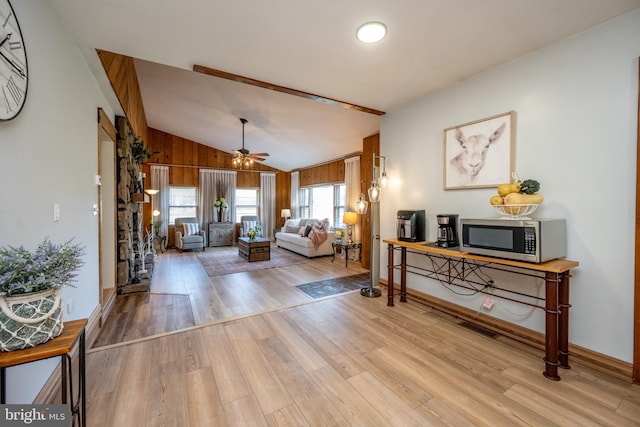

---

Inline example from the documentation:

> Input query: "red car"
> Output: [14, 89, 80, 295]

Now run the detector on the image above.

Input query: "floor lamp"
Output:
[361, 154, 387, 298]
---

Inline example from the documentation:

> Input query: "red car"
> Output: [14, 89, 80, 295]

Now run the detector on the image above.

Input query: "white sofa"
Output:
[276, 218, 336, 258]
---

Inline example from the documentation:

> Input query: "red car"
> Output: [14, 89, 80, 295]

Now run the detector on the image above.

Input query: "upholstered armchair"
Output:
[239, 215, 262, 238]
[175, 217, 206, 251]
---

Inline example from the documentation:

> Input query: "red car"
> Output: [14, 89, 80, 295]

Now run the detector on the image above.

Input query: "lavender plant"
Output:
[0, 238, 85, 296]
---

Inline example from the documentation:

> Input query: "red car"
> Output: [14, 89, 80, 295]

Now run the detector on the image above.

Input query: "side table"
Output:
[331, 241, 362, 267]
[238, 237, 271, 262]
[0, 318, 87, 427]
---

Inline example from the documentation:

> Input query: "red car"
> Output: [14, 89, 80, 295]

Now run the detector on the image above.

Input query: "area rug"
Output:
[296, 273, 370, 299]
[196, 245, 309, 277]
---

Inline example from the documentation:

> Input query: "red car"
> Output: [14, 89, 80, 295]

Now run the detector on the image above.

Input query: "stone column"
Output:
[115, 116, 153, 294]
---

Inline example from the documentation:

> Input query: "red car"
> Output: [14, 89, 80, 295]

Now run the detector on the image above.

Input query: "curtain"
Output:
[151, 165, 169, 237]
[260, 172, 276, 240]
[344, 156, 361, 242]
[290, 171, 299, 218]
[199, 169, 237, 229]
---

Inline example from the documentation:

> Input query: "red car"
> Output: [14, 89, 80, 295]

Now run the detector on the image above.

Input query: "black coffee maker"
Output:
[436, 214, 459, 247]
[396, 210, 425, 242]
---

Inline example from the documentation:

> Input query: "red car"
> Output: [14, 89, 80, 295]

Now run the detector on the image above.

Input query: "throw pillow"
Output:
[243, 220, 257, 234]
[183, 222, 199, 236]
[304, 224, 313, 237]
[285, 225, 301, 234]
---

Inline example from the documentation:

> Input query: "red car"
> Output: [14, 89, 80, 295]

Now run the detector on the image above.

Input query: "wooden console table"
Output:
[208, 222, 234, 247]
[0, 318, 87, 426]
[383, 239, 579, 381]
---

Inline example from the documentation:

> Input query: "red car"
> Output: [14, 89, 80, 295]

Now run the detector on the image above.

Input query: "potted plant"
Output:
[0, 238, 85, 352]
[246, 225, 261, 240]
[131, 136, 160, 165]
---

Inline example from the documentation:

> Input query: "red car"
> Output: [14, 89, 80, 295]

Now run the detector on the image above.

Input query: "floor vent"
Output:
[458, 321, 499, 339]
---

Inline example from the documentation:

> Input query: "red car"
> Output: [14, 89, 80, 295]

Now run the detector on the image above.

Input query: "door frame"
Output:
[634, 58, 640, 382]
[98, 108, 118, 325]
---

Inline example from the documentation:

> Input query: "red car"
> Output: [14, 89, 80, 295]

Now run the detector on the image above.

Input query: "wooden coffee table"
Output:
[238, 237, 271, 262]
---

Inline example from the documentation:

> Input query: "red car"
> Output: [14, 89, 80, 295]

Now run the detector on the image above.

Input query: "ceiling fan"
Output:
[232, 118, 269, 168]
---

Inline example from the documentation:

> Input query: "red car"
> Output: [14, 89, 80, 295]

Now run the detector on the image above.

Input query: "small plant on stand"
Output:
[0, 238, 85, 351]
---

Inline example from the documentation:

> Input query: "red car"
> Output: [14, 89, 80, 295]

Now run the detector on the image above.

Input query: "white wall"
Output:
[380, 9, 640, 363]
[0, 1, 114, 403]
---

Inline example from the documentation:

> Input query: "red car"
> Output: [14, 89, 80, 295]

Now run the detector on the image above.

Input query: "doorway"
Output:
[98, 108, 117, 324]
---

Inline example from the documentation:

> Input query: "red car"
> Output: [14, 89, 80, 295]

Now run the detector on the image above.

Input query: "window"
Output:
[169, 186, 197, 225]
[235, 188, 259, 223]
[334, 184, 346, 227]
[299, 184, 345, 228]
[311, 185, 334, 224]
[299, 188, 310, 219]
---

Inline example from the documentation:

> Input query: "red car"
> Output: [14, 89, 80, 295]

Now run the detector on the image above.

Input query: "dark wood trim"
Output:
[291, 151, 363, 172]
[380, 279, 634, 382]
[146, 162, 285, 173]
[193, 64, 385, 116]
[634, 57, 640, 383]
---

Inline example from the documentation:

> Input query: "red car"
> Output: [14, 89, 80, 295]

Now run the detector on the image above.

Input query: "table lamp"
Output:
[281, 208, 291, 226]
[343, 211, 358, 244]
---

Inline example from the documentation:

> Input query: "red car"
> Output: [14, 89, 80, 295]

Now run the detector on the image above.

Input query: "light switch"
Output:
[93, 204, 98, 216]
[53, 203, 60, 222]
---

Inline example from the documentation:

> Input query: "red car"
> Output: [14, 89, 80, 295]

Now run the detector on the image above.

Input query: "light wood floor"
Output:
[93, 247, 368, 347]
[86, 250, 640, 426]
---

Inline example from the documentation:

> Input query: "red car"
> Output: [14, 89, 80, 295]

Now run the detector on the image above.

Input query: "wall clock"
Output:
[0, 0, 27, 121]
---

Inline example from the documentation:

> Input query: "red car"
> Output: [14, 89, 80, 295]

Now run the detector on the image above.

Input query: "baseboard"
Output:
[101, 290, 117, 327]
[33, 304, 102, 404]
[379, 279, 633, 382]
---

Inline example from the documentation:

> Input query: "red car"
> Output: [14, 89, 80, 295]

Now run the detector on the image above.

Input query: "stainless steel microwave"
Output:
[460, 218, 566, 263]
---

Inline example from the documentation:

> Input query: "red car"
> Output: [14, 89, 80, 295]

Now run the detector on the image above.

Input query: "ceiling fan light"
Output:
[356, 21, 387, 43]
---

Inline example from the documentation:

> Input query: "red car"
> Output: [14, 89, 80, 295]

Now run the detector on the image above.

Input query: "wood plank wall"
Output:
[96, 50, 148, 142]
[298, 159, 345, 187]
[360, 134, 380, 269]
[143, 128, 291, 246]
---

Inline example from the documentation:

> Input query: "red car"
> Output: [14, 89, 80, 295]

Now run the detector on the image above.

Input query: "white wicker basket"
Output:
[0, 288, 63, 352]
[493, 204, 539, 219]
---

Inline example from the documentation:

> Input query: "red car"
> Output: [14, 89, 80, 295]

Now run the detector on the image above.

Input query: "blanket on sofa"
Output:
[309, 218, 330, 248]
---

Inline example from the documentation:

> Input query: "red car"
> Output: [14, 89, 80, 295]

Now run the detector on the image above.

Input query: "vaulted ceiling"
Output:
[49, 0, 640, 171]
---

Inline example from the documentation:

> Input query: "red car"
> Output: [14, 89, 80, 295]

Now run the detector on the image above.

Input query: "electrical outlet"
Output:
[53, 203, 60, 222]
[66, 299, 74, 314]
[482, 296, 494, 310]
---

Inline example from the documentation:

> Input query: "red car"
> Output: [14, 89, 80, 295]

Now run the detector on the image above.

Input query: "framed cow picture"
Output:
[444, 111, 515, 190]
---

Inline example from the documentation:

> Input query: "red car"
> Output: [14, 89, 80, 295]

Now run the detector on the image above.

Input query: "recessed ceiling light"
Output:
[356, 21, 387, 43]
